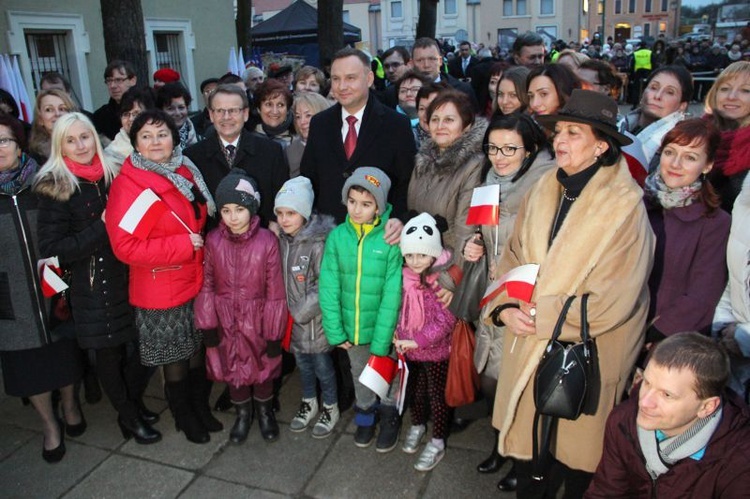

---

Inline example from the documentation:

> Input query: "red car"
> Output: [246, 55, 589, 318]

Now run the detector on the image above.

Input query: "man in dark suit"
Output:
[301, 47, 416, 241]
[184, 84, 288, 227]
[448, 41, 479, 80]
[411, 38, 479, 111]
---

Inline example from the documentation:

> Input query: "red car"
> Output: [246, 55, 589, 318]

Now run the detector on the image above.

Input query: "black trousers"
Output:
[95, 342, 150, 420]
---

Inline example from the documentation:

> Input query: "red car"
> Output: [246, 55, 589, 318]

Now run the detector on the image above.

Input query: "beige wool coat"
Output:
[486, 158, 654, 473]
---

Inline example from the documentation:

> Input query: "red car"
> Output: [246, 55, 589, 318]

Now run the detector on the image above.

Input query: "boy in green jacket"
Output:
[319, 167, 403, 452]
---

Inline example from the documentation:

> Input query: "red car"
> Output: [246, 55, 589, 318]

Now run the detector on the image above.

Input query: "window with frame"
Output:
[629, 0, 636, 13]
[645, 0, 652, 12]
[444, 0, 457, 15]
[25, 31, 72, 94]
[517, 0, 527, 15]
[536, 25, 557, 46]
[615, 0, 622, 14]
[541, 0, 554, 15]
[391, 1, 403, 18]
[154, 32, 183, 74]
[661, 0, 667, 11]
[598, 0, 604, 14]
[503, 0, 513, 16]
[643, 23, 651, 37]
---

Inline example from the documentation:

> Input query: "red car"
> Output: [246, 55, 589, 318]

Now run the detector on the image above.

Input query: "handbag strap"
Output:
[531, 411, 558, 481]
[581, 293, 590, 343]
[548, 295, 576, 343]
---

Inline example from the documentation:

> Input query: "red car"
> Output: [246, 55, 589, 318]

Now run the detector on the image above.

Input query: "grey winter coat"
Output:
[279, 213, 336, 354]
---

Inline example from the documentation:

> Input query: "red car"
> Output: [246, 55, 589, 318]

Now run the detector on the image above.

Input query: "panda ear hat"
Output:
[400, 212, 444, 258]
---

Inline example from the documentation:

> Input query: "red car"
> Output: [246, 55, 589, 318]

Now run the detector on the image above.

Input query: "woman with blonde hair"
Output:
[704, 61, 750, 210]
[28, 89, 77, 164]
[34, 112, 161, 444]
[287, 92, 331, 177]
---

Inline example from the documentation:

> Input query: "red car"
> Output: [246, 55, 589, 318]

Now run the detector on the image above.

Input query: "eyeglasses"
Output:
[0, 137, 17, 148]
[211, 107, 245, 117]
[121, 110, 141, 120]
[484, 144, 524, 157]
[398, 86, 422, 95]
[105, 76, 132, 86]
[384, 62, 403, 70]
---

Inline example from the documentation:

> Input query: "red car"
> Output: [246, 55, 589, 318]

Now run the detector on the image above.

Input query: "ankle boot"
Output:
[166, 379, 210, 444]
[213, 386, 233, 412]
[256, 398, 279, 442]
[477, 431, 505, 473]
[497, 460, 518, 492]
[188, 368, 223, 432]
[118, 415, 162, 444]
[229, 401, 253, 444]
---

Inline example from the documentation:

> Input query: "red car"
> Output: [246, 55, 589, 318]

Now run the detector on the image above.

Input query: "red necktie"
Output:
[344, 115, 358, 160]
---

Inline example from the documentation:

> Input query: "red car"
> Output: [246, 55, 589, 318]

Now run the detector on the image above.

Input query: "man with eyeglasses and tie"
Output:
[184, 84, 287, 228]
[410, 38, 478, 111]
[93, 60, 138, 140]
[376, 46, 411, 109]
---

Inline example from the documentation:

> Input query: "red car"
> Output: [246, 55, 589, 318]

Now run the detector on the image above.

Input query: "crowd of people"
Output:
[1, 29, 750, 498]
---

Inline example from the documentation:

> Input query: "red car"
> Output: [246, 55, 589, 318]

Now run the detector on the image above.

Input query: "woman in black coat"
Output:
[33, 112, 160, 444]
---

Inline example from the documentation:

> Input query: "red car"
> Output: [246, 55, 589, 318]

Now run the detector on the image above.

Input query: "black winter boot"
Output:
[256, 398, 279, 442]
[229, 401, 253, 444]
[166, 379, 210, 444]
[188, 368, 223, 432]
[376, 404, 401, 453]
[477, 430, 505, 473]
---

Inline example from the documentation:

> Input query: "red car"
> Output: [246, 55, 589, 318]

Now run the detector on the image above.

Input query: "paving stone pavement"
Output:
[0, 369, 514, 499]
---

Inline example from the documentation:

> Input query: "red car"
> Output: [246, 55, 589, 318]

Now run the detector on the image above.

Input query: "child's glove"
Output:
[200, 328, 220, 348]
[266, 340, 282, 358]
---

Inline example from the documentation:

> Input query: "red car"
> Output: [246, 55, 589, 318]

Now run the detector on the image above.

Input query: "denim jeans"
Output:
[347, 344, 399, 411]
[295, 352, 338, 406]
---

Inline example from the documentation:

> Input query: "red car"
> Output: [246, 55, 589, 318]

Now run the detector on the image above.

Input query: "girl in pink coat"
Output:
[194, 169, 288, 444]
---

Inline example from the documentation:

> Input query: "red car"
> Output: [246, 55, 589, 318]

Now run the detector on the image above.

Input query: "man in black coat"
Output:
[184, 85, 288, 227]
[93, 60, 138, 140]
[448, 41, 479, 80]
[300, 47, 416, 240]
[411, 38, 479, 111]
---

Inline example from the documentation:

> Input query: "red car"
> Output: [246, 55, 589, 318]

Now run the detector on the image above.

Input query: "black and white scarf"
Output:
[644, 170, 702, 210]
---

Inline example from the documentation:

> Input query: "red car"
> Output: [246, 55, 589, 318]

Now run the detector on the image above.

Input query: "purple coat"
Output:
[195, 217, 288, 386]
[647, 200, 730, 336]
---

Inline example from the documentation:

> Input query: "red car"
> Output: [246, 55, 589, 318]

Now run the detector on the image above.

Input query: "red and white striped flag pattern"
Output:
[358, 354, 398, 399]
[38, 257, 68, 298]
[479, 263, 540, 309]
[466, 184, 500, 226]
[118, 188, 169, 239]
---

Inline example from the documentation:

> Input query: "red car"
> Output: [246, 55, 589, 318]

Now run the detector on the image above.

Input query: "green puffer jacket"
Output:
[319, 205, 403, 356]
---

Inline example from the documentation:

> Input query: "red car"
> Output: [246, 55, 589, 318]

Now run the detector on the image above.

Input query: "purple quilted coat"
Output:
[194, 217, 288, 387]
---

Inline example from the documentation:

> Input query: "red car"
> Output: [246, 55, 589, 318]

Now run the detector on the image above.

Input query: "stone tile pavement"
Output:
[0, 370, 514, 499]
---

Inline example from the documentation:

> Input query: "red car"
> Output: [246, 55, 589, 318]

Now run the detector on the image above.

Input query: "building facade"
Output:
[1, 0, 235, 112]
[588, 0, 681, 45]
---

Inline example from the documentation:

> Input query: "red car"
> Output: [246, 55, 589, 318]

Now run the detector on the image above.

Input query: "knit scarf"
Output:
[637, 405, 722, 479]
[178, 121, 191, 150]
[0, 154, 37, 195]
[644, 170, 701, 209]
[713, 125, 750, 177]
[638, 110, 685, 163]
[260, 112, 293, 140]
[398, 249, 449, 334]
[64, 154, 104, 182]
[130, 148, 216, 216]
[486, 166, 519, 203]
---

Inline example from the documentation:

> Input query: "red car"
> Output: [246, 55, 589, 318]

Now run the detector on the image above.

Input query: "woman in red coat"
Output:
[105, 109, 221, 444]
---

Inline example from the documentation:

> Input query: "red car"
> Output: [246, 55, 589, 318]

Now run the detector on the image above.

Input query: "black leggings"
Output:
[95, 342, 150, 419]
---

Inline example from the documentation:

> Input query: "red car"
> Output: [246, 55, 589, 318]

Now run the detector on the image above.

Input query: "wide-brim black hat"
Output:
[536, 89, 633, 146]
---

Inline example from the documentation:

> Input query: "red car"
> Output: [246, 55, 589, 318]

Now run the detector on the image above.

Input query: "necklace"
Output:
[562, 189, 578, 202]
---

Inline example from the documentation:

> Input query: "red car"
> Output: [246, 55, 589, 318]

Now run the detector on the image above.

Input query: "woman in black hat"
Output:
[483, 89, 654, 498]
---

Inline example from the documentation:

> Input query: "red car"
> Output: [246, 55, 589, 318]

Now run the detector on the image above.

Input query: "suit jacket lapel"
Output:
[348, 95, 380, 165]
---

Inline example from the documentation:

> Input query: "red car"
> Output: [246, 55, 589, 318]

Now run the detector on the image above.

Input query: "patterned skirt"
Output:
[136, 301, 202, 366]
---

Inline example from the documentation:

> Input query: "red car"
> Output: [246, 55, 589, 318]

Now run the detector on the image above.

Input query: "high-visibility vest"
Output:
[550, 49, 560, 63]
[373, 57, 385, 79]
[634, 49, 652, 71]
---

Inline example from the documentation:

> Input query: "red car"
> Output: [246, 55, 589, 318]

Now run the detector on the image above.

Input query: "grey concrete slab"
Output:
[64, 454, 194, 499]
[0, 396, 44, 432]
[119, 410, 234, 470]
[0, 425, 35, 461]
[179, 476, 288, 499]
[305, 435, 427, 499]
[0, 439, 108, 498]
[421, 446, 515, 498]
[204, 421, 335, 495]
[446, 416, 497, 452]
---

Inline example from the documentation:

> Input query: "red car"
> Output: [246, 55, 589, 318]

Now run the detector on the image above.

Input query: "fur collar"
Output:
[280, 212, 336, 244]
[33, 172, 78, 202]
[414, 117, 488, 177]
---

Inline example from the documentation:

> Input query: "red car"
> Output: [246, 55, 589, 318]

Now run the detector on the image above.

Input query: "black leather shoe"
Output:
[451, 416, 471, 433]
[42, 419, 65, 463]
[229, 402, 253, 444]
[137, 400, 160, 424]
[477, 451, 505, 474]
[64, 406, 87, 438]
[118, 416, 162, 445]
[497, 464, 518, 492]
[256, 399, 279, 442]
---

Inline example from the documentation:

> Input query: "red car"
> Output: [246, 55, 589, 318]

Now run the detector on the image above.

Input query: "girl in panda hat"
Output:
[394, 212, 457, 471]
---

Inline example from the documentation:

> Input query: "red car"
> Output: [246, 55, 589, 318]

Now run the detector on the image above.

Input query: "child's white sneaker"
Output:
[402, 424, 426, 454]
[414, 441, 445, 471]
[290, 398, 318, 432]
[311, 403, 339, 439]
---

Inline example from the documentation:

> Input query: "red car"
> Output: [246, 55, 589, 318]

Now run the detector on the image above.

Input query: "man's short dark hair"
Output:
[648, 332, 730, 400]
[394, 70, 431, 95]
[40, 71, 72, 92]
[412, 37, 442, 54]
[459, 40, 471, 48]
[382, 46, 410, 64]
[156, 82, 193, 109]
[512, 31, 545, 55]
[200, 77, 220, 94]
[218, 73, 243, 85]
[119, 87, 156, 117]
[207, 84, 249, 109]
[104, 60, 136, 79]
[415, 82, 448, 108]
[332, 47, 370, 69]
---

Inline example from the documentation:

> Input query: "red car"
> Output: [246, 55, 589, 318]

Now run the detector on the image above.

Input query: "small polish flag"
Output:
[118, 189, 169, 239]
[479, 263, 540, 309]
[621, 132, 648, 187]
[396, 352, 409, 415]
[358, 354, 398, 399]
[466, 184, 500, 226]
[38, 257, 68, 297]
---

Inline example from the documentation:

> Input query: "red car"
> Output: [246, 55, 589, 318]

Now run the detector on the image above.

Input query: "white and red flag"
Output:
[465, 184, 500, 226]
[479, 263, 540, 309]
[621, 131, 649, 187]
[396, 352, 409, 415]
[38, 257, 68, 297]
[358, 354, 398, 399]
[118, 188, 169, 239]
